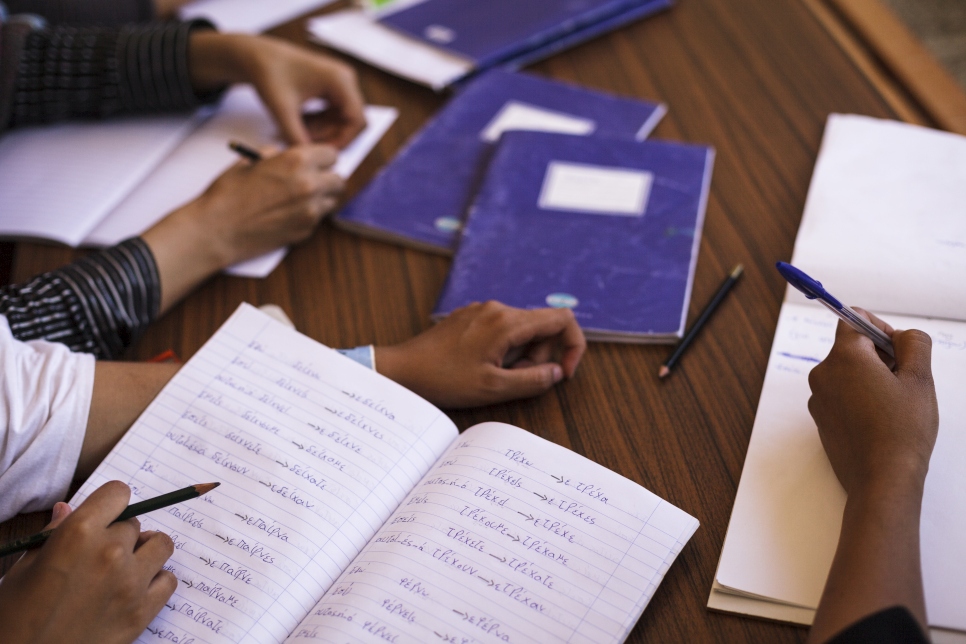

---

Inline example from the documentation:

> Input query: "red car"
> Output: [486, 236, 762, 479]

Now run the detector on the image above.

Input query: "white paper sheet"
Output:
[180, 0, 337, 33]
[84, 86, 398, 278]
[0, 114, 198, 246]
[789, 114, 966, 321]
[307, 10, 474, 91]
[70, 303, 458, 643]
[715, 302, 966, 632]
[289, 422, 699, 643]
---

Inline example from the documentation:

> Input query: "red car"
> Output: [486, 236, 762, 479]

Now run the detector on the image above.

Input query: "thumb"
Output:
[43, 502, 73, 531]
[488, 363, 564, 402]
[894, 329, 934, 384]
[261, 90, 311, 146]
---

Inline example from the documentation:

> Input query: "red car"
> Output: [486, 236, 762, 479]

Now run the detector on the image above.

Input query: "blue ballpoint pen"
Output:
[776, 262, 895, 358]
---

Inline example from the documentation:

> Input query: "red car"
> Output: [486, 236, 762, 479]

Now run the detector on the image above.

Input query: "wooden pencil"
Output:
[659, 264, 744, 379]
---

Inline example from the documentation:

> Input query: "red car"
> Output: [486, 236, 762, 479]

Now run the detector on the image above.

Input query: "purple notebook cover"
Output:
[380, 0, 655, 69]
[433, 131, 714, 340]
[336, 69, 665, 253]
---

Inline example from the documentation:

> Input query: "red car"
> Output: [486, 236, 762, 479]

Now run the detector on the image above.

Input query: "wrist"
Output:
[141, 202, 231, 311]
[188, 32, 253, 93]
[374, 345, 407, 386]
[849, 461, 927, 506]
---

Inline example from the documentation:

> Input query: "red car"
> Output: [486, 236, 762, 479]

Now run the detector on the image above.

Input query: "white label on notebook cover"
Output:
[480, 101, 597, 143]
[538, 161, 653, 216]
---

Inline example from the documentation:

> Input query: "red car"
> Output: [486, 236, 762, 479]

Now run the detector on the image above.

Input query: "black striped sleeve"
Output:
[8, 19, 220, 129]
[0, 238, 161, 359]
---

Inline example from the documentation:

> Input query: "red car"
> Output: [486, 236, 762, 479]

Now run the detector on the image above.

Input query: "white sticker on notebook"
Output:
[538, 161, 653, 216]
[480, 101, 597, 143]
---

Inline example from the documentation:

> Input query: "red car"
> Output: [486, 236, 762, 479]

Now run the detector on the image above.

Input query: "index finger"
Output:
[69, 480, 131, 527]
[852, 307, 895, 337]
[505, 308, 587, 378]
[319, 67, 367, 148]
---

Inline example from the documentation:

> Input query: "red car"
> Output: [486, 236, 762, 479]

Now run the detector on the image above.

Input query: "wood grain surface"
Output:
[1, 0, 910, 640]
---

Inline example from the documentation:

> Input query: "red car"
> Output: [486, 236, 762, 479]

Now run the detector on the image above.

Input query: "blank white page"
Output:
[289, 422, 699, 643]
[715, 302, 966, 632]
[179, 0, 337, 33]
[790, 114, 966, 321]
[0, 114, 197, 246]
[85, 86, 398, 278]
[70, 303, 457, 643]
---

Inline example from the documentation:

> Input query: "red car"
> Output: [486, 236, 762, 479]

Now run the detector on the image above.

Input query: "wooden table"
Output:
[1, 0, 932, 641]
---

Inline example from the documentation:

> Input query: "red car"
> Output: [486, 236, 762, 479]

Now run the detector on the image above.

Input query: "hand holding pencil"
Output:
[0, 481, 217, 643]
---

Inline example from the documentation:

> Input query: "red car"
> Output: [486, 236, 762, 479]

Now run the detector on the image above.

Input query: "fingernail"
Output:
[51, 502, 71, 521]
[551, 365, 564, 383]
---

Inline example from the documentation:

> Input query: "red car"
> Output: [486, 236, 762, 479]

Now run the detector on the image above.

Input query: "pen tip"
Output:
[195, 482, 220, 495]
[658, 366, 671, 379]
[731, 264, 744, 279]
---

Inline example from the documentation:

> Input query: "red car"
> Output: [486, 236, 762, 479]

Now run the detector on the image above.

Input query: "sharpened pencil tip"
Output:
[658, 366, 671, 379]
[730, 264, 744, 279]
[195, 482, 221, 495]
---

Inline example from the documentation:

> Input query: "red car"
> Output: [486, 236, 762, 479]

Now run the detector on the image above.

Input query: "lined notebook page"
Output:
[291, 422, 698, 643]
[70, 304, 457, 643]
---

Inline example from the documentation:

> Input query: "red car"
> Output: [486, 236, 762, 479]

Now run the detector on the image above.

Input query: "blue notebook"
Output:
[335, 70, 666, 254]
[380, 0, 673, 74]
[433, 131, 715, 343]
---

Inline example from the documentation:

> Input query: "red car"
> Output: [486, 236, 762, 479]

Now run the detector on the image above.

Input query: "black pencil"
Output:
[659, 264, 744, 379]
[228, 140, 263, 163]
[0, 482, 220, 558]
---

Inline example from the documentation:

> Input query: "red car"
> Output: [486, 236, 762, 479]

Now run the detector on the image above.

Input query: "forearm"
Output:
[77, 362, 180, 481]
[808, 472, 928, 643]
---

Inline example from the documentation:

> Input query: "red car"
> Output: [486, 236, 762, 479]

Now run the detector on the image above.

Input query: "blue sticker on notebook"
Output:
[435, 217, 462, 232]
[546, 293, 579, 309]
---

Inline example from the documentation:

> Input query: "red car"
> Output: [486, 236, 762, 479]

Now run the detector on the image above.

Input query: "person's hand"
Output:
[189, 32, 366, 147]
[807, 309, 939, 495]
[375, 301, 587, 408]
[142, 144, 343, 311]
[0, 482, 176, 644]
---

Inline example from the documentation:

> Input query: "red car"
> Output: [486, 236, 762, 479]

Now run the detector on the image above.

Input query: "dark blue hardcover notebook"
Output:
[380, 0, 672, 72]
[433, 131, 715, 343]
[502, 0, 674, 74]
[335, 69, 666, 254]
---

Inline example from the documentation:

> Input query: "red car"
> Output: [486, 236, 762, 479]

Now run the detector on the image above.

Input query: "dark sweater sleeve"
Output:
[826, 607, 930, 644]
[4, 18, 220, 130]
[3, 0, 155, 25]
[0, 238, 161, 359]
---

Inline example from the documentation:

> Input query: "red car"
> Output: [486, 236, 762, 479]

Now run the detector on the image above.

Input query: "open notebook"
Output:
[710, 115, 966, 638]
[71, 303, 698, 643]
[0, 87, 397, 279]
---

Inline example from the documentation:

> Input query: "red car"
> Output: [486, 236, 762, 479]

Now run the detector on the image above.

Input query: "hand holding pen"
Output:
[777, 262, 895, 359]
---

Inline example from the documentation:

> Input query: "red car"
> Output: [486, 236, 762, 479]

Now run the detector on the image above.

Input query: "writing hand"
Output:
[807, 309, 938, 494]
[142, 144, 343, 311]
[189, 32, 366, 147]
[0, 481, 176, 644]
[376, 301, 587, 408]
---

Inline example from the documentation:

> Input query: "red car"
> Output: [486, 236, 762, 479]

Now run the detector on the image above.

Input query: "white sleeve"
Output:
[0, 316, 95, 523]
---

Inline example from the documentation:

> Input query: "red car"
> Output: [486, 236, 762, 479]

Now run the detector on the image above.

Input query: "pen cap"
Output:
[775, 262, 843, 309]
